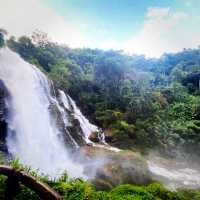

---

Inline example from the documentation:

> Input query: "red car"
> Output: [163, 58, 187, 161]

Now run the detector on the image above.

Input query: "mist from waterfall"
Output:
[147, 153, 200, 189]
[0, 48, 83, 178]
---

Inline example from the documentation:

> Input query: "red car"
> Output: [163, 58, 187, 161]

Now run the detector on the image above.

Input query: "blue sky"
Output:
[1, 0, 200, 57]
[44, 0, 175, 42]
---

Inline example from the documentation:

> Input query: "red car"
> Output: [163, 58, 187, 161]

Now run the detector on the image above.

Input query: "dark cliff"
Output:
[0, 80, 9, 152]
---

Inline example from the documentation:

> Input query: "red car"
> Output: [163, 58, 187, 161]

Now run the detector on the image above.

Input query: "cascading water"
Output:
[0, 48, 83, 177]
[58, 90, 121, 152]
[59, 90, 99, 144]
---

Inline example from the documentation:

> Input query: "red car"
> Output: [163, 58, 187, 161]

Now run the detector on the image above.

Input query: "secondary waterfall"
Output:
[0, 48, 83, 177]
[58, 90, 99, 144]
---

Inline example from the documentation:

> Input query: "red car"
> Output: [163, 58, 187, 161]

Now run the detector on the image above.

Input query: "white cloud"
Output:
[1, 1, 200, 57]
[123, 7, 200, 58]
[96, 39, 121, 50]
[147, 7, 170, 18]
[0, 0, 87, 47]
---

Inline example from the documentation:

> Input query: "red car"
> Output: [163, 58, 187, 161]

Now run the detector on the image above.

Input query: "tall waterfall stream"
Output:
[0, 48, 84, 177]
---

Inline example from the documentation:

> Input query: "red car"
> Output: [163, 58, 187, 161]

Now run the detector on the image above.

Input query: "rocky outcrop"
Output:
[52, 97, 87, 148]
[89, 131, 100, 143]
[48, 84, 86, 149]
[80, 146, 152, 190]
[55, 90, 101, 148]
[49, 103, 79, 149]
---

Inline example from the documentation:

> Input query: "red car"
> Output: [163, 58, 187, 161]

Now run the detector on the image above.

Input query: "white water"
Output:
[0, 48, 83, 177]
[59, 90, 99, 144]
[148, 157, 200, 189]
[59, 90, 121, 152]
[54, 91, 79, 148]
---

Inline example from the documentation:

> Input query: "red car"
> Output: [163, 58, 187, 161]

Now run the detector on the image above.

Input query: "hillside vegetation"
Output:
[6, 31, 200, 156]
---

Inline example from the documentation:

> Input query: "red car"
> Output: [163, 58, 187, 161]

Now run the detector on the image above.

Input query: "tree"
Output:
[49, 61, 70, 89]
[31, 30, 51, 48]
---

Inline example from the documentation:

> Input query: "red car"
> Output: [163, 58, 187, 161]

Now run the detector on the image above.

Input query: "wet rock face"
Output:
[48, 85, 87, 149]
[0, 80, 9, 152]
[67, 118, 86, 145]
[49, 103, 76, 149]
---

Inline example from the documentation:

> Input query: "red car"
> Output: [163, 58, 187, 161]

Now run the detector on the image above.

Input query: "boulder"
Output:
[89, 131, 100, 143]
[80, 146, 152, 190]
[104, 129, 115, 143]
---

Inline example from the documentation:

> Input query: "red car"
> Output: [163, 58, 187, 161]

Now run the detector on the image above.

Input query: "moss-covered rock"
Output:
[80, 146, 152, 190]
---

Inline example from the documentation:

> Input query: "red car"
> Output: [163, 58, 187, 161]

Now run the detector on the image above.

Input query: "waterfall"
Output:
[0, 48, 83, 177]
[58, 90, 99, 144]
[58, 90, 121, 152]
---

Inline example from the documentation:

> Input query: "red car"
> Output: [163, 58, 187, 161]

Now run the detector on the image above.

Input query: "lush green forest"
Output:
[5, 31, 200, 156]
[1, 31, 200, 199]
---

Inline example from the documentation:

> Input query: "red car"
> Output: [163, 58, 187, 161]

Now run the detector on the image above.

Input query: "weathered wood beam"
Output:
[0, 165, 63, 200]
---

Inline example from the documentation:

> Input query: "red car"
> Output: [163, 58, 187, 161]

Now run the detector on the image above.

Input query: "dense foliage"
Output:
[0, 161, 199, 200]
[6, 31, 200, 155]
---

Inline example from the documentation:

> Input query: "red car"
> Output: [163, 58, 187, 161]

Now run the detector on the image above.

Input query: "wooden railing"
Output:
[0, 165, 63, 200]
